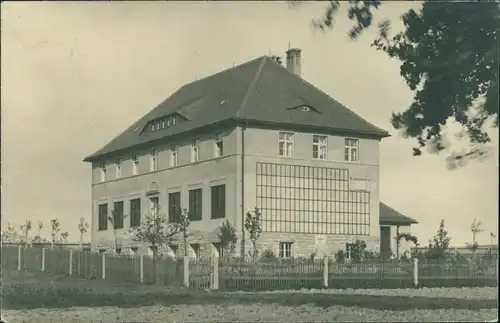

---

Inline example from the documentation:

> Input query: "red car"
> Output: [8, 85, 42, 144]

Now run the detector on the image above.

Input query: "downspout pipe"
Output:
[240, 122, 247, 258]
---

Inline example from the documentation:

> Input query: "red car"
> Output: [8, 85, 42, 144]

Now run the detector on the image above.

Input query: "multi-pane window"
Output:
[191, 139, 200, 162]
[130, 198, 141, 227]
[150, 196, 159, 215]
[170, 145, 178, 167]
[189, 188, 202, 221]
[312, 135, 327, 160]
[278, 132, 294, 157]
[256, 162, 370, 235]
[113, 201, 124, 229]
[214, 134, 223, 157]
[98, 204, 108, 231]
[345, 243, 356, 259]
[150, 150, 158, 171]
[168, 192, 181, 222]
[279, 242, 293, 258]
[344, 138, 359, 162]
[132, 155, 139, 175]
[115, 159, 122, 178]
[211, 185, 226, 219]
[190, 243, 201, 259]
[100, 163, 107, 182]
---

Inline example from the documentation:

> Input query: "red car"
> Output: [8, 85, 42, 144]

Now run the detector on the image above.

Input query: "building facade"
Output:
[85, 49, 416, 259]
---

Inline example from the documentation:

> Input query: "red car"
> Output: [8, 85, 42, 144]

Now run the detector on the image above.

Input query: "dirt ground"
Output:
[2, 269, 498, 322]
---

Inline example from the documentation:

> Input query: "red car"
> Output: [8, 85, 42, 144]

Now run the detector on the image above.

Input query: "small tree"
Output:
[131, 206, 186, 281]
[78, 217, 89, 251]
[426, 219, 452, 260]
[217, 220, 238, 257]
[108, 210, 128, 253]
[468, 219, 483, 260]
[244, 207, 262, 260]
[50, 219, 61, 249]
[60, 232, 69, 244]
[31, 221, 44, 244]
[178, 208, 191, 257]
[20, 220, 33, 247]
[1, 222, 20, 243]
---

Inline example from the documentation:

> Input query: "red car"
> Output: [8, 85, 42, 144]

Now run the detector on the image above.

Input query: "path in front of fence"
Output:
[2, 246, 498, 291]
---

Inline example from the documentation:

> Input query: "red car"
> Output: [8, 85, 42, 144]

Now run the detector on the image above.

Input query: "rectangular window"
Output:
[171, 115, 177, 126]
[190, 243, 201, 259]
[161, 120, 166, 128]
[278, 132, 294, 157]
[115, 159, 122, 178]
[98, 204, 108, 231]
[189, 188, 202, 221]
[100, 163, 107, 182]
[168, 192, 181, 222]
[130, 198, 141, 227]
[151, 123, 155, 131]
[312, 135, 327, 160]
[132, 155, 139, 175]
[346, 242, 356, 259]
[150, 150, 158, 171]
[211, 185, 226, 219]
[279, 242, 293, 258]
[113, 201, 124, 229]
[344, 138, 359, 162]
[214, 134, 223, 157]
[191, 139, 200, 162]
[149, 196, 159, 215]
[170, 145, 178, 167]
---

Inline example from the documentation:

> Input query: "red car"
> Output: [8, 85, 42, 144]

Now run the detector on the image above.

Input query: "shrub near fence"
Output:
[2, 246, 498, 291]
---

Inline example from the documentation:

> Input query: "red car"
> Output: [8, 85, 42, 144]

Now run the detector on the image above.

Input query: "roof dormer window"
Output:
[300, 106, 311, 112]
[147, 114, 179, 133]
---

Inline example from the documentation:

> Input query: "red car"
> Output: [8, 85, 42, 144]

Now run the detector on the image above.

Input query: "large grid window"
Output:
[130, 198, 141, 227]
[312, 135, 327, 160]
[278, 132, 294, 157]
[168, 192, 181, 222]
[256, 162, 370, 235]
[189, 188, 202, 221]
[345, 138, 359, 162]
[98, 204, 108, 231]
[211, 185, 226, 219]
[113, 201, 124, 229]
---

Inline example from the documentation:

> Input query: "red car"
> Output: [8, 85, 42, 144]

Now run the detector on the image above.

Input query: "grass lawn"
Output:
[1, 268, 498, 322]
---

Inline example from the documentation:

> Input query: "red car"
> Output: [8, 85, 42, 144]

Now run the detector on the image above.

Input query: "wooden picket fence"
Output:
[1, 246, 497, 291]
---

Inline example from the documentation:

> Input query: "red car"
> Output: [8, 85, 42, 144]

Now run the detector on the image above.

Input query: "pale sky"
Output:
[1, 2, 498, 246]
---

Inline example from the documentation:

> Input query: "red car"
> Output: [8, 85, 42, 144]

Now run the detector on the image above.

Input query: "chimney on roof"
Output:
[286, 48, 302, 77]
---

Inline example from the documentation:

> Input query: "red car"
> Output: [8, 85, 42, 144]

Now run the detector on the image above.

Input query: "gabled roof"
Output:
[379, 202, 418, 226]
[84, 56, 389, 162]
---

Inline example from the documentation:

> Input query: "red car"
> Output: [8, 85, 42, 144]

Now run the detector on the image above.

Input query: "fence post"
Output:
[412, 257, 419, 287]
[211, 257, 219, 290]
[183, 256, 190, 288]
[41, 248, 46, 272]
[69, 250, 73, 276]
[102, 252, 106, 280]
[323, 256, 329, 288]
[17, 245, 22, 271]
[140, 254, 144, 283]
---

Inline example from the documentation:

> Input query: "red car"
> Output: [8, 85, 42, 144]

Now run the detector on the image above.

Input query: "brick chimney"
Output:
[286, 48, 302, 77]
